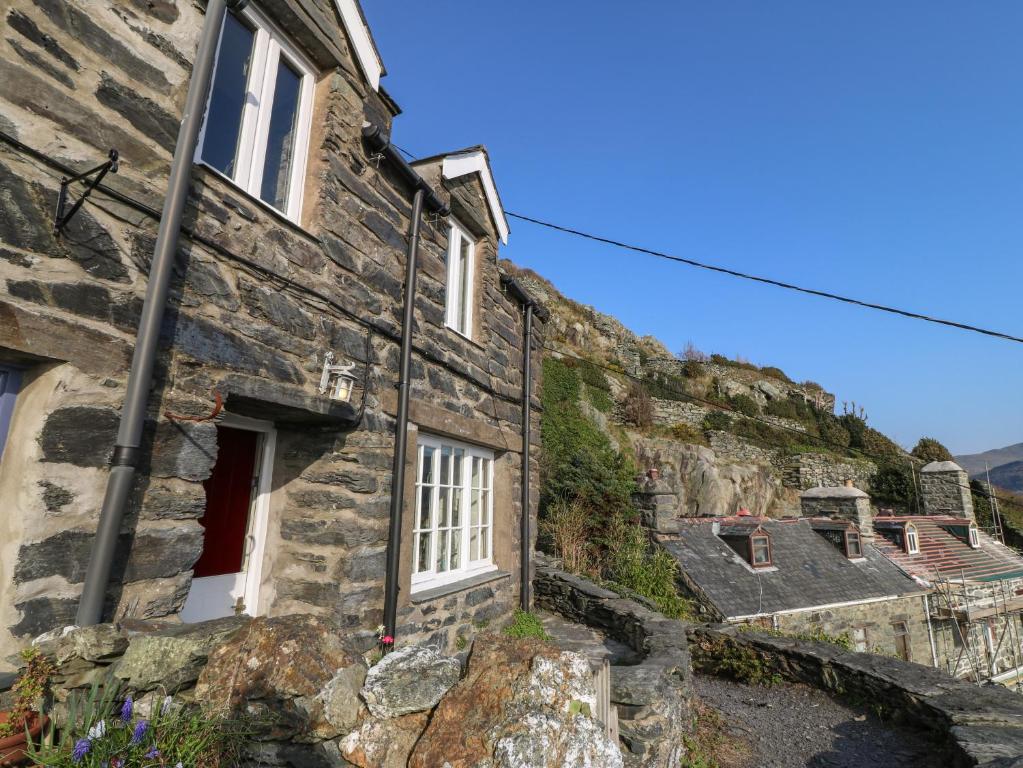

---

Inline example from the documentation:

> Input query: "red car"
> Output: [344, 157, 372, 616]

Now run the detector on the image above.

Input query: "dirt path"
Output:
[693, 673, 946, 768]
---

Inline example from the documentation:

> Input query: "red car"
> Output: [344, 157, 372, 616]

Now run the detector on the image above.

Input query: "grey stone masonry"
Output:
[632, 470, 681, 533]
[800, 484, 875, 541]
[920, 461, 975, 519]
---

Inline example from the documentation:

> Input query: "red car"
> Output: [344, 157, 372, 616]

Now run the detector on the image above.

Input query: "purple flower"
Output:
[120, 696, 133, 722]
[145, 747, 160, 759]
[72, 738, 91, 763]
[130, 720, 148, 745]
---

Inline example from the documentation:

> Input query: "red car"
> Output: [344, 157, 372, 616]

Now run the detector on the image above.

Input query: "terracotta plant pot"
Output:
[0, 712, 47, 767]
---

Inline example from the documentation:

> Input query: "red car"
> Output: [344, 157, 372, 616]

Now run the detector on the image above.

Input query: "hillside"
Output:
[955, 443, 1023, 478]
[504, 261, 925, 520]
[986, 460, 1023, 494]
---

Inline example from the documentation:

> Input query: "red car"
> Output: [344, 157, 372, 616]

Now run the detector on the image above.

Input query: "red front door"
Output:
[193, 426, 259, 578]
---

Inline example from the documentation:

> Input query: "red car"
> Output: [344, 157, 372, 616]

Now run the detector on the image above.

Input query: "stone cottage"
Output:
[0, 0, 545, 665]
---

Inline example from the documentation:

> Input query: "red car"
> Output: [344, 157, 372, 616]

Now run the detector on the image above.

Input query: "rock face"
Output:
[360, 644, 461, 718]
[338, 711, 430, 768]
[194, 615, 367, 741]
[409, 635, 623, 768]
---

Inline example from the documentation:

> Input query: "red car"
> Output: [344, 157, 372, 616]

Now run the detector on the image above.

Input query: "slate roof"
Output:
[873, 516, 1023, 583]
[662, 516, 924, 620]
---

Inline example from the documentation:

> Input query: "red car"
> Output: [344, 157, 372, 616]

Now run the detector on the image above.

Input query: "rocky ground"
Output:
[693, 673, 944, 768]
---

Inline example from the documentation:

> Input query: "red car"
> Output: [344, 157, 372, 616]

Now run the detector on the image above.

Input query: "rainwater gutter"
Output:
[76, 0, 248, 626]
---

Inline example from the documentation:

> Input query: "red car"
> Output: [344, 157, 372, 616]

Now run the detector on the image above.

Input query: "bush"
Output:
[861, 427, 904, 458]
[703, 411, 732, 432]
[709, 354, 730, 365]
[622, 381, 654, 429]
[870, 464, 917, 510]
[764, 399, 799, 420]
[728, 394, 760, 417]
[911, 437, 953, 463]
[680, 341, 709, 363]
[670, 423, 708, 446]
[603, 515, 691, 619]
[503, 610, 552, 642]
[539, 498, 595, 574]
[577, 359, 610, 392]
[540, 359, 636, 522]
[30, 680, 247, 768]
[586, 386, 612, 413]
[646, 372, 688, 401]
[759, 365, 792, 383]
[817, 415, 852, 449]
[681, 359, 703, 379]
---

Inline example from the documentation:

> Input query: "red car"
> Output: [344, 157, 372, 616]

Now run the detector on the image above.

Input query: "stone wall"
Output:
[0, 0, 543, 663]
[689, 625, 1023, 767]
[782, 453, 877, 492]
[534, 565, 692, 768]
[707, 431, 782, 468]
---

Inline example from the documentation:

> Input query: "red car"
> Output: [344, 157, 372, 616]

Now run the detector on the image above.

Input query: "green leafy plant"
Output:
[28, 677, 247, 767]
[603, 515, 692, 619]
[758, 366, 792, 383]
[669, 423, 708, 446]
[622, 381, 654, 429]
[585, 385, 612, 414]
[0, 647, 55, 738]
[502, 610, 551, 642]
[702, 411, 732, 432]
[539, 498, 596, 575]
[911, 437, 953, 463]
[728, 394, 760, 417]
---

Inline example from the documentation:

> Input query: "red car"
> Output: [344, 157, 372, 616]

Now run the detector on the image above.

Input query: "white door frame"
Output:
[181, 413, 276, 621]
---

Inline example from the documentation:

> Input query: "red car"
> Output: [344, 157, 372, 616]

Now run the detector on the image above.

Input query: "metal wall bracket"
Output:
[53, 148, 119, 235]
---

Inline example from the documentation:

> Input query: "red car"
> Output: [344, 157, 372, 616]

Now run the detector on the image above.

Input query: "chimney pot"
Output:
[844, 479, 854, 488]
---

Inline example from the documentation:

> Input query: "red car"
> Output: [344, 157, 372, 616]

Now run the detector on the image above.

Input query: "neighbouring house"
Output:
[661, 461, 1023, 686]
[0, 0, 546, 666]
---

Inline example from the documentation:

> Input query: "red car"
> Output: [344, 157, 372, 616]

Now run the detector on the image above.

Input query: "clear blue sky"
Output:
[363, 1, 1023, 456]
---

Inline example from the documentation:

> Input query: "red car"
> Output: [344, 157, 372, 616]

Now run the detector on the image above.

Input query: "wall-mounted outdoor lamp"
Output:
[318, 352, 357, 403]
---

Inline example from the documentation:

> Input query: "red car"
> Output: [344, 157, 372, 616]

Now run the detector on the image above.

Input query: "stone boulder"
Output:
[338, 712, 430, 768]
[409, 635, 623, 768]
[360, 644, 461, 718]
[194, 615, 366, 741]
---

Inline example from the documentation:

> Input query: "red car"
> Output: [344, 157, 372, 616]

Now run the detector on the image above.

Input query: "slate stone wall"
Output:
[0, 0, 543, 663]
[782, 453, 876, 492]
[689, 625, 1023, 767]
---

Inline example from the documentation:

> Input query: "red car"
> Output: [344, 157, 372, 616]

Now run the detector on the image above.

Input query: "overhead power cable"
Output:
[508, 212, 1023, 345]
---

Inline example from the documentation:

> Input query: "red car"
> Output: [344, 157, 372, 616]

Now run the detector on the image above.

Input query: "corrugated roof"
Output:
[663, 517, 923, 619]
[873, 516, 1023, 583]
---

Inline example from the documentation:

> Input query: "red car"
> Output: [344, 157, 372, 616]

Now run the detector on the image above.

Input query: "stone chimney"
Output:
[919, 461, 974, 519]
[800, 484, 874, 542]
[633, 469, 681, 533]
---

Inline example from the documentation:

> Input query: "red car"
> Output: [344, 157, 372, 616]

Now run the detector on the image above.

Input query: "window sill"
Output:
[410, 569, 510, 604]
[192, 163, 321, 244]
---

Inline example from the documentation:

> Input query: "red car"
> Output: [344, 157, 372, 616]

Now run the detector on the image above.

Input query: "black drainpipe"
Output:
[500, 276, 547, 611]
[363, 124, 449, 645]
[76, 0, 245, 626]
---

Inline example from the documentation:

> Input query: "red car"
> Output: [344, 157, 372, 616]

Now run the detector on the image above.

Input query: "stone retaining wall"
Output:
[534, 565, 692, 768]
[782, 453, 877, 491]
[689, 625, 1023, 767]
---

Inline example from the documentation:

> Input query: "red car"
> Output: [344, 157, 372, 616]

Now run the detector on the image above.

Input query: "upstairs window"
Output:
[905, 523, 920, 555]
[197, 4, 315, 221]
[445, 221, 475, 338]
[0, 366, 21, 461]
[845, 530, 863, 559]
[412, 435, 495, 592]
[968, 523, 980, 549]
[750, 533, 772, 567]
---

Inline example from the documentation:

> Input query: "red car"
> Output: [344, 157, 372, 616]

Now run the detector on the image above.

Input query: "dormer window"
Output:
[845, 530, 863, 558]
[446, 220, 475, 338]
[750, 533, 772, 567]
[905, 523, 920, 555]
[969, 523, 980, 549]
[197, 4, 316, 222]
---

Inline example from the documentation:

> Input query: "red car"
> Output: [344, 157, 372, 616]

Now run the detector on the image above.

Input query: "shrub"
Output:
[646, 372, 688, 401]
[817, 415, 852, 449]
[861, 427, 904, 458]
[758, 365, 792, 383]
[709, 354, 730, 366]
[622, 381, 654, 429]
[703, 411, 732, 432]
[680, 341, 709, 363]
[670, 423, 708, 446]
[681, 359, 703, 379]
[603, 515, 691, 619]
[728, 394, 760, 417]
[577, 359, 610, 392]
[0, 648, 55, 738]
[870, 464, 917, 510]
[29, 680, 247, 768]
[764, 398, 799, 420]
[539, 498, 595, 575]
[911, 437, 953, 463]
[502, 610, 551, 642]
[586, 386, 612, 413]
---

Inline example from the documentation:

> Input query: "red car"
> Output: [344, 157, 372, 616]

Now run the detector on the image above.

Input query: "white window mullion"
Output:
[286, 65, 315, 221]
[234, 27, 270, 192]
[247, 37, 281, 198]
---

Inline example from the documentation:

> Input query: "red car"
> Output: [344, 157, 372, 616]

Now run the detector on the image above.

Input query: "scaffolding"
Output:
[929, 571, 1023, 691]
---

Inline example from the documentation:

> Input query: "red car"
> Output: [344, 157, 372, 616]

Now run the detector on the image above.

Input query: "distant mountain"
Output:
[986, 461, 1023, 494]
[955, 443, 1023, 477]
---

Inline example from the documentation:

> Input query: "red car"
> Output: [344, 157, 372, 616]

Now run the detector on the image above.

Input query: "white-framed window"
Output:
[750, 533, 772, 567]
[969, 523, 980, 548]
[445, 220, 475, 338]
[412, 434, 495, 591]
[196, 2, 316, 222]
[845, 530, 863, 559]
[905, 523, 920, 555]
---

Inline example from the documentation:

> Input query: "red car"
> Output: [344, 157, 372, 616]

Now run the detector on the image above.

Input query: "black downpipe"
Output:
[75, 0, 241, 626]
[383, 187, 424, 644]
[366, 123, 449, 645]
[519, 304, 534, 610]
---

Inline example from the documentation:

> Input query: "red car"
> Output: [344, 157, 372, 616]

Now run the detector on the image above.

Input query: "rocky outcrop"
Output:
[408, 634, 623, 768]
[360, 644, 460, 718]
